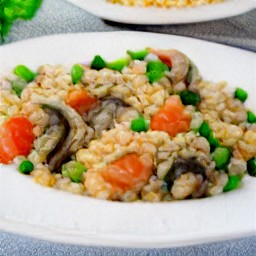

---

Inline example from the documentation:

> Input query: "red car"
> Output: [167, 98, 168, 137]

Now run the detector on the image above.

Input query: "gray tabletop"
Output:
[1, 0, 256, 255]
[3, 0, 256, 52]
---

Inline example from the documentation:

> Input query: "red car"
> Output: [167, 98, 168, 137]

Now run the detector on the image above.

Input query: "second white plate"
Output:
[67, 0, 255, 25]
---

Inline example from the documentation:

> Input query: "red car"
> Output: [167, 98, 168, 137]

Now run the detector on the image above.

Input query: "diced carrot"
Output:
[0, 131, 19, 164]
[101, 153, 153, 192]
[150, 95, 191, 137]
[0, 116, 34, 164]
[65, 88, 98, 115]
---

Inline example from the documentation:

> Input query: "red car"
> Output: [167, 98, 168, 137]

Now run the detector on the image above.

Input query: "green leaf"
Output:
[4, 0, 43, 20]
[1, 0, 43, 41]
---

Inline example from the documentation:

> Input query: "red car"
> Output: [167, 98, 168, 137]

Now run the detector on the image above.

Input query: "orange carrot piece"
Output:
[150, 95, 191, 137]
[102, 153, 153, 192]
[65, 89, 98, 115]
[0, 116, 34, 164]
[148, 48, 172, 67]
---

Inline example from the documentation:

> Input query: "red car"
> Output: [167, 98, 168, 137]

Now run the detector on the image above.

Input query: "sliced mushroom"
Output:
[33, 107, 67, 164]
[187, 59, 201, 88]
[115, 107, 140, 123]
[85, 96, 137, 138]
[164, 157, 206, 191]
[148, 48, 189, 85]
[171, 172, 203, 200]
[191, 179, 208, 198]
[31, 95, 94, 171]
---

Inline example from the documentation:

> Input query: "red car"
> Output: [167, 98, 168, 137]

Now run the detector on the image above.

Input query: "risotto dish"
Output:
[0, 47, 255, 202]
[107, 0, 224, 8]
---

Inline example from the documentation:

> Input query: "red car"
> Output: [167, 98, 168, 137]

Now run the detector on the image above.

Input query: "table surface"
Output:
[1, 0, 256, 255]
[2, 0, 256, 52]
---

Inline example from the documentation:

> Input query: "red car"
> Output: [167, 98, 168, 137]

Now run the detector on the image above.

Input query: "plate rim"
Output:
[1, 30, 254, 54]
[1, 217, 255, 248]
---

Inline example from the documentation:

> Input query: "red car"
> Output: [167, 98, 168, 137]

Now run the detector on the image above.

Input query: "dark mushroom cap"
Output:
[164, 157, 206, 190]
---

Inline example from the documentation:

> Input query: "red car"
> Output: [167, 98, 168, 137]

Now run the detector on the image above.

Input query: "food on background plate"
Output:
[0, 47, 255, 202]
[106, 0, 224, 8]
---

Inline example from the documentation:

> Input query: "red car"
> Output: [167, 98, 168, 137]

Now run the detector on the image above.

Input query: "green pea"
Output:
[91, 55, 107, 70]
[130, 117, 149, 132]
[212, 147, 231, 170]
[127, 49, 149, 60]
[14, 65, 36, 82]
[107, 58, 129, 72]
[71, 64, 84, 84]
[234, 88, 248, 102]
[223, 175, 241, 192]
[208, 131, 220, 151]
[247, 158, 256, 177]
[199, 121, 211, 138]
[12, 79, 27, 97]
[179, 90, 201, 106]
[247, 111, 256, 124]
[146, 60, 169, 83]
[19, 160, 34, 175]
[62, 161, 87, 183]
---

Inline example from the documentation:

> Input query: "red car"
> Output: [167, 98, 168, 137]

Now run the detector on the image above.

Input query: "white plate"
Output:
[0, 32, 256, 248]
[66, 0, 255, 24]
